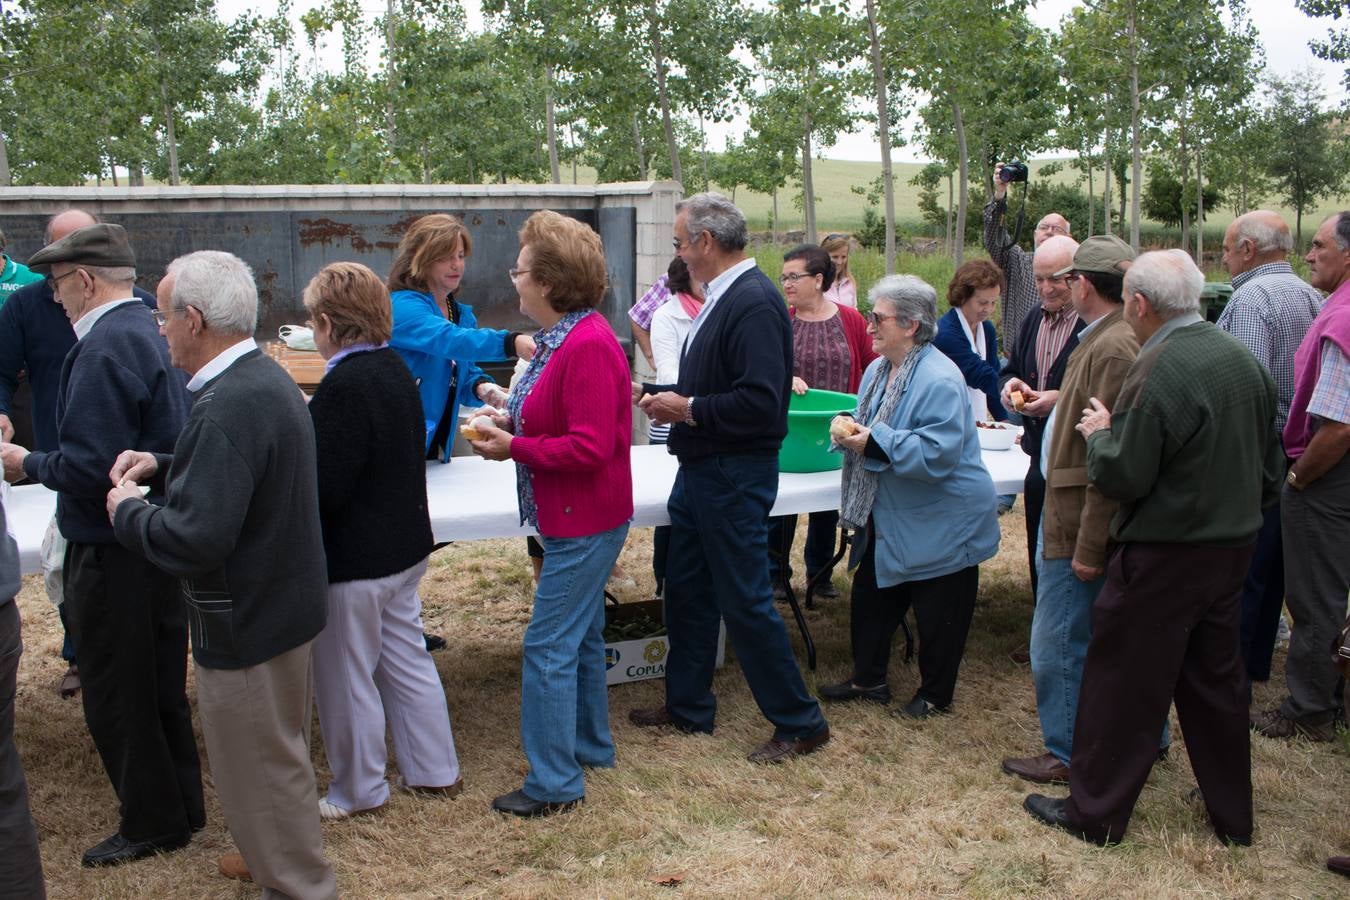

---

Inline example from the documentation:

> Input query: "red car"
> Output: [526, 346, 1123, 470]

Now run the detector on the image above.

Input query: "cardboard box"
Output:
[604, 599, 725, 686]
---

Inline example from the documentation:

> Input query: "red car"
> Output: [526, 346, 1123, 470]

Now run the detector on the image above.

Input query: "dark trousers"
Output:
[652, 525, 670, 593]
[849, 526, 978, 708]
[64, 541, 204, 841]
[1239, 502, 1285, 688]
[663, 454, 826, 740]
[0, 600, 45, 899]
[767, 511, 839, 584]
[1023, 465, 1045, 598]
[1066, 541, 1254, 844]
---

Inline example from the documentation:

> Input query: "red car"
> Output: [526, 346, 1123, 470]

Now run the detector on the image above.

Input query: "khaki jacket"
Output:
[1042, 308, 1139, 567]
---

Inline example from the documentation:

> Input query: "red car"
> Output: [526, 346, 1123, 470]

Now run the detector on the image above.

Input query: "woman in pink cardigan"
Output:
[469, 210, 633, 818]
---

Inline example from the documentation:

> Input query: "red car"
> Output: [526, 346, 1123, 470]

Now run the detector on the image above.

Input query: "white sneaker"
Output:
[318, 797, 351, 820]
[1276, 615, 1291, 646]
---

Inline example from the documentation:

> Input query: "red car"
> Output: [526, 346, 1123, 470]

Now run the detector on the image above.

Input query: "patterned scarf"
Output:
[839, 343, 930, 534]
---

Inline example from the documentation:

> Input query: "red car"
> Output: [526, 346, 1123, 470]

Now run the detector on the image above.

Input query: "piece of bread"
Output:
[829, 417, 861, 439]
[1010, 390, 1026, 412]
[460, 415, 495, 442]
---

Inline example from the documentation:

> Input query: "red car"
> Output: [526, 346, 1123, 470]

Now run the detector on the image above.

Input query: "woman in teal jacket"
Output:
[387, 213, 535, 462]
[821, 274, 1000, 719]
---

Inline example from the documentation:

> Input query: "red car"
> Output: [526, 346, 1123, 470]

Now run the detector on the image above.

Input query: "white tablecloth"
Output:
[6, 444, 1028, 574]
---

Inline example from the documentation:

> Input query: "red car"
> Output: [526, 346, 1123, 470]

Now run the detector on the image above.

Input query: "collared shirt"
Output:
[1217, 261, 1323, 430]
[1034, 305, 1079, 387]
[1039, 313, 1107, 478]
[1142, 311, 1204, 353]
[507, 310, 591, 527]
[324, 341, 387, 374]
[629, 275, 671, 330]
[72, 297, 141, 341]
[685, 257, 756, 349]
[187, 337, 258, 392]
[1309, 339, 1350, 426]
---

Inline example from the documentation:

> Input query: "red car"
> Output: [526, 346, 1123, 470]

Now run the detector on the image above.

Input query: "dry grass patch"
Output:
[13, 509, 1350, 898]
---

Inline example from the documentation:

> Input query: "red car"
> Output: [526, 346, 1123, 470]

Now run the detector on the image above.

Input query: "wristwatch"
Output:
[684, 397, 697, 427]
[1286, 468, 1301, 490]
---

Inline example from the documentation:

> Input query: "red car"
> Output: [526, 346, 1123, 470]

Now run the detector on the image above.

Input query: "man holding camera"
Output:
[984, 161, 1072, 347]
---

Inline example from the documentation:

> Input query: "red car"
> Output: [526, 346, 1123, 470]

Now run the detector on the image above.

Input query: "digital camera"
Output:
[999, 160, 1029, 184]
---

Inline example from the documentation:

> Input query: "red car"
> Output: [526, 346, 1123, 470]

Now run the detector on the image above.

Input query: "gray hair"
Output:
[1233, 216, 1292, 254]
[83, 264, 136, 285]
[869, 274, 939, 345]
[676, 192, 748, 252]
[165, 251, 258, 336]
[1124, 250, 1203, 320]
[1333, 211, 1350, 252]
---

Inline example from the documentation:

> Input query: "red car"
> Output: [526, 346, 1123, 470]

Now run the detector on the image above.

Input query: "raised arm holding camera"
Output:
[983, 160, 1072, 347]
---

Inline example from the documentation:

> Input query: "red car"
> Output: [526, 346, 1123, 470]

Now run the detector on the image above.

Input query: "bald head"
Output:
[1032, 235, 1080, 311]
[1222, 210, 1292, 278]
[45, 209, 98, 245]
[1033, 213, 1071, 248]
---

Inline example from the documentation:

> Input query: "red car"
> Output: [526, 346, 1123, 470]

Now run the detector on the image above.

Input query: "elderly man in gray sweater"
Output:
[106, 251, 336, 898]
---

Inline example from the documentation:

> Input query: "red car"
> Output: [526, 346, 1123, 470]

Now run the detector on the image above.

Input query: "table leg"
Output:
[771, 516, 816, 671]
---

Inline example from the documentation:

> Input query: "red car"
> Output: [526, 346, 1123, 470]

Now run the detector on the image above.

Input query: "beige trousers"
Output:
[196, 641, 338, 900]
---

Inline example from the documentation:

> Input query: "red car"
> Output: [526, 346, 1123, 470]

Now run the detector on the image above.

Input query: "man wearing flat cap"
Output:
[0, 223, 203, 867]
[1002, 235, 1162, 785]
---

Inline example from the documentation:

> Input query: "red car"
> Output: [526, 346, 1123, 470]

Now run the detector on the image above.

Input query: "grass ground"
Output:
[12, 512, 1350, 898]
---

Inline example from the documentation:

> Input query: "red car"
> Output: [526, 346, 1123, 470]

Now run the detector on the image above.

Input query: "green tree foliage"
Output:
[1261, 71, 1350, 246]
[1297, 1, 1350, 92]
[1141, 161, 1222, 229]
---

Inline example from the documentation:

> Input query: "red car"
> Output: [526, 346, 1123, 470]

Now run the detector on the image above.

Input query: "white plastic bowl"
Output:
[976, 422, 1018, 451]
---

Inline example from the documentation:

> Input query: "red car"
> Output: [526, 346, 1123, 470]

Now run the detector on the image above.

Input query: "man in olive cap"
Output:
[1003, 235, 1155, 786]
[0, 223, 202, 867]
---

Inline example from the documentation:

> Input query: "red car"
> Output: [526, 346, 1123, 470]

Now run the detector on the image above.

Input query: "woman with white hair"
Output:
[822, 275, 1000, 718]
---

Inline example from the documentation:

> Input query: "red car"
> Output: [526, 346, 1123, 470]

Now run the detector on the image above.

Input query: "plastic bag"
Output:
[279, 324, 317, 351]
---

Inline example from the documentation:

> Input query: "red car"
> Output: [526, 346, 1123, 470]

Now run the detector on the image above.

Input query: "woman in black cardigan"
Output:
[304, 262, 463, 820]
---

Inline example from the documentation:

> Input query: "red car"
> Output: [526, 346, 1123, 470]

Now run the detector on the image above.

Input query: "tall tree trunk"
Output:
[1118, 128, 1127, 232]
[1128, 2, 1141, 249]
[632, 112, 647, 179]
[385, 0, 397, 157]
[422, 141, 431, 184]
[1296, 208, 1303, 248]
[129, 163, 144, 187]
[110, 162, 118, 187]
[0, 131, 10, 186]
[160, 86, 180, 186]
[801, 106, 816, 243]
[946, 173, 954, 253]
[1196, 145, 1205, 264]
[647, 0, 681, 186]
[865, 0, 896, 272]
[545, 64, 560, 183]
[1086, 154, 1095, 236]
[1103, 131, 1113, 236]
[698, 110, 710, 190]
[772, 186, 780, 244]
[952, 98, 968, 267]
[1178, 109, 1191, 256]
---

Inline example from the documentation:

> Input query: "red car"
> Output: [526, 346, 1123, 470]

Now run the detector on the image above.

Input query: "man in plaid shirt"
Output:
[1216, 211, 1322, 701]
[985, 161, 1072, 347]
[1253, 210, 1350, 742]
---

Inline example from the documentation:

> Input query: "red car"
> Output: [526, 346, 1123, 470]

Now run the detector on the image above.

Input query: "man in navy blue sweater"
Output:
[0, 224, 202, 868]
[631, 193, 829, 763]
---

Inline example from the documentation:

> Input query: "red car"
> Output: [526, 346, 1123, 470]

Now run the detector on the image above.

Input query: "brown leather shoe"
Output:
[1009, 648, 1031, 665]
[1328, 856, 1350, 878]
[58, 664, 80, 699]
[218, 853, 251, 882]
[747, 726, 830, 764]
[628, 706, 675, 728]
[1001, 752, 1069, 785]
[1251, 707, 1335, 742]
[399, 776, 463, 798]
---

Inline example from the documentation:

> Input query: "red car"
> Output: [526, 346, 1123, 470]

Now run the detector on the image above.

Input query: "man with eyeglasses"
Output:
[0, 224, 201, 868]
[0, 210, 156, 699]
[985, 161, 1072, 347]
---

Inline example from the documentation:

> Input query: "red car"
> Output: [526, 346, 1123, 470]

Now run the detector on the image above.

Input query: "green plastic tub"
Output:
[780, 388, 858, 473]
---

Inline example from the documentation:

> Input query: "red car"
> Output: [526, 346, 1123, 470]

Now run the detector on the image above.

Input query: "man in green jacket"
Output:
[0, 229, 42, 305]
[1023, 249, 1283, 848]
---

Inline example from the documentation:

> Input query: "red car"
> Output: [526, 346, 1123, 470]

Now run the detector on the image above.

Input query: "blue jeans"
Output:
[664, 454, 825, 739]
[520, 522, 629, 803]
[1032, 528, 1168, 766]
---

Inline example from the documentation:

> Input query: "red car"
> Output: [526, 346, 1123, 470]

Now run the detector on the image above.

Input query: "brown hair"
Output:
[304, 262, 393, 346]
[386, 213, 473, 294]
[947, 259, 1005, 308]
[820, 233, 851, 281]
[518, 210, 608, 313]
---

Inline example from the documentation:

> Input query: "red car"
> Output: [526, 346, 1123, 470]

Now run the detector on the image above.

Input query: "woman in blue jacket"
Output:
[387, 213, 535, 462]
[822, 275, 1000, 719]
[933, 259, 1007, 424]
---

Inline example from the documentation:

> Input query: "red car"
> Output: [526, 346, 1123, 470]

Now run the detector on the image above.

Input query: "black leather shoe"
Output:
[818, 679, 891, 704]
[1022, 794, 1115, 846]
[491, 789, 582, 817]
[424, 633, 448, 652]
[893, 694, 948, 720]
[812, 580, 840, 600]
[82, 831, 191, 867]
[747, 725, 831, 764]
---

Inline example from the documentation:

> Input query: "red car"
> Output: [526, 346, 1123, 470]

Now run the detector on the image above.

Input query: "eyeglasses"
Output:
[1034, 274, 1071, 287]
[508, 267, 530, 280]
[866, 311, 899, 327]
[672, 232, 702, 253]
[1064, 272, 1083, 282]
[779, 272, 818, 285]
[46, 269, 81, 289]
[151, 307, 190, 327]
[1035, 222, 1068, 234]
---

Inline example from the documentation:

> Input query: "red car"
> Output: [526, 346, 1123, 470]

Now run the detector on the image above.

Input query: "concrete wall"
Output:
[0, 182, 684, 347]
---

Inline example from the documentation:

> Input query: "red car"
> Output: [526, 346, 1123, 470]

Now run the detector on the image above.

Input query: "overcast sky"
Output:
[220, 0, 1349, 164]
